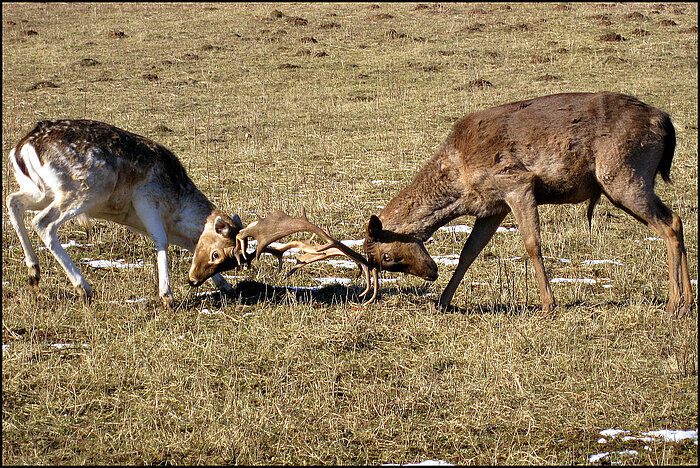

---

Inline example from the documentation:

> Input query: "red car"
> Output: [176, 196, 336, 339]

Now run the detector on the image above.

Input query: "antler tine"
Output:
[358, 267, 379, 303]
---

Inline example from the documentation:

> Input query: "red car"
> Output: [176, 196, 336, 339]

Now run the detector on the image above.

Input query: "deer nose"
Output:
[188, 277, 201, 287]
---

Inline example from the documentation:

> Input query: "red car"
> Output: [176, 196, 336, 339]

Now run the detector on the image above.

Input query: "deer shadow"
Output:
[185, 280, 434, 309]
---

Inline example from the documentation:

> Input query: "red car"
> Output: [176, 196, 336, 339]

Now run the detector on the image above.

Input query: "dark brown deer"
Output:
[361, 92, 693, 316]
[6, 119, 246, 309]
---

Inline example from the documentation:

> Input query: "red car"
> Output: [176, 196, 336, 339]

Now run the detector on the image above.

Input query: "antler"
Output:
[235, 209, 378, 302]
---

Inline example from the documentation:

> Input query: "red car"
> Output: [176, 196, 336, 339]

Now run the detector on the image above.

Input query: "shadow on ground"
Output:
[185, 279, 434, 308]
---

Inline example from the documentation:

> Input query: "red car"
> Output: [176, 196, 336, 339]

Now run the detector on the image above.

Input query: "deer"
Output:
[360, 92, 694, 316]
[5, 119, 247, 310]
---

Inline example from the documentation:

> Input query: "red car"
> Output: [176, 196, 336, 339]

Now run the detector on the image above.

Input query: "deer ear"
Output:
[231, 214, 244, 229]
[214, 216, 232, 237]
[367, 215, 383, 239]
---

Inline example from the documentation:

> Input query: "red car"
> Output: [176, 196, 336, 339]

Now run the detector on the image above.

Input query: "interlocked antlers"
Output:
[235, 209, 379, 302]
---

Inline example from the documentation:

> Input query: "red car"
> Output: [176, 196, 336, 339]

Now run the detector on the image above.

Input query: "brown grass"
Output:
[2, 2, 697, 465]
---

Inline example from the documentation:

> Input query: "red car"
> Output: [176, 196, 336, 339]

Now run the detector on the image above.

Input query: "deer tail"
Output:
[657, 114, 676, 184]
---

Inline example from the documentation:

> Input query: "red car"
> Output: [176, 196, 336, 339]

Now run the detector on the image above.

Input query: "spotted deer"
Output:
[360, 92, 693, 316]
[6, 119, 245, 309]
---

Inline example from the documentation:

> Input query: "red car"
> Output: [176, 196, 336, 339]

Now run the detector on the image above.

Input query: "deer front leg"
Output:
[505, 189, 555, 315]
[438, 212, 507, 310]
[133, 198, 174, 310]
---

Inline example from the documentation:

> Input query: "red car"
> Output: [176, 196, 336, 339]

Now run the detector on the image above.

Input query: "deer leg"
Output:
[505, 189, 555, 315]
[132, 198, 174, 310]
[6, 191, 47, 291]
[438, 212, 507, 310]
[606, 192, 693, 317]
[31, 201, 93, 302]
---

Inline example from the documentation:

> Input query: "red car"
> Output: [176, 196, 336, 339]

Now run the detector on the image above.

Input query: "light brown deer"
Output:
[361, 92, 693, 316]
[6, 119, 246, 309]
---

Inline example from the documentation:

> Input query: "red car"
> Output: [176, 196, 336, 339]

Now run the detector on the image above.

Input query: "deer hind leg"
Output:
[6, 190, 49, 290]
[604, 189, 693, 317]
[132, 197, 174, 310]
[438, 212, 507, 310]
[31, 200, 93, 302]
[505, 188, 555, 315]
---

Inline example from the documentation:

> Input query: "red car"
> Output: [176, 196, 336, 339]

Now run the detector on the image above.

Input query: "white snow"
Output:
[382, 460, 454, 467]
[582, 259, 624, 266]
[104, 297, 148, 304]
[544, 255, 572, 263]
[436, 224, 518, 234]
[314, 277, 353, 286]
[551, 278, 598, 285]
[635, 237, 663, 242]
[591, 428, 698, 462]
[588, 452, 609, 463]
[38, 239, 94, 250]
[642, 429, 697, 443]
[81, 258, 143, 269]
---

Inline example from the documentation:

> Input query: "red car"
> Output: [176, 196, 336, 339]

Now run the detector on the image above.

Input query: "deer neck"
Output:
[165, 188, 222, 249]
[379, 158, 466, 241]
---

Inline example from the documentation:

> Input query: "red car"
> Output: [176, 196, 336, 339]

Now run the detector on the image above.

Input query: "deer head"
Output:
[363, 215, 439, 282]
[188, 213, 248, 287]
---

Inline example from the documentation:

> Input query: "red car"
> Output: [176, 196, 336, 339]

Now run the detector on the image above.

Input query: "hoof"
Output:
[76, 284, 93, 304]
[27, 265, 40, 290]
[666, 299, 693, 319]
[160, 294, 175, 311]
[541, 302, 557, 316]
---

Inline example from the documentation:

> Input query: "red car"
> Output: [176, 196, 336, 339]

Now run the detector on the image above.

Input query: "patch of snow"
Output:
[600, 429, 630, 438]
[635, 237, 663, 242]
[51, 343, 89, 349]
[588, 452, 609, 463]
[81, 258, 143, 269]
[641, 429, 697, 443]
[371, 180, 400, 185]
[438, 224, 472, 234]
[434, 255, 460, 266]
[104, 297, 148, 304]
[195, 290, 219, 298]
[382, 461, 454, 467]
[38, 239, 93, 250]
[323, 259, 360, 269]
[314, 277, 353, 286]
[545, 255, 571, 263]
[340, 239, 364, 248]
[551, 278, 597, 285]
[582, 259, 623, 266]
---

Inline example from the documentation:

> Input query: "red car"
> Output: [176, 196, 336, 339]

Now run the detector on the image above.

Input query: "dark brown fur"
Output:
[364, 92, 693, 315]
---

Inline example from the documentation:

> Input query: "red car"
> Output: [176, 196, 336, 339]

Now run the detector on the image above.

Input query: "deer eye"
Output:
[382, 253, 393, 263]
[211, 250, 220, 262]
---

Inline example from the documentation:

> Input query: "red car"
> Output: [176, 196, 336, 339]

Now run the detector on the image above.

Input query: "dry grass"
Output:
[2, 2, 697, 465]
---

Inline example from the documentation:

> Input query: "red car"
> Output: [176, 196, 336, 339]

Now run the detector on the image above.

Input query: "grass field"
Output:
[2, 2, 697, 465]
